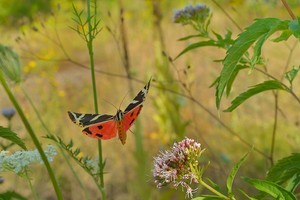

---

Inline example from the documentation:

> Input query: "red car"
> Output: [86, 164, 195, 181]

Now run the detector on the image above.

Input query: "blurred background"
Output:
[0, 0, 300, 199]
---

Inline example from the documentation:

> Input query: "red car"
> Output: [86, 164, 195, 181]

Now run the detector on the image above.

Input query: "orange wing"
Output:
[122, 79, 151, 131]
[123, 105, 143, 132]
[83, 120, 117, 140]
[68, 111, 117, 140]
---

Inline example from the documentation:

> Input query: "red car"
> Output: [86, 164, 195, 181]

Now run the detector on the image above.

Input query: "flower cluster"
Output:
[173, 4, 211, 35]
[174, 4, 211, 25]
[153, 137, 203, 198]
[0, 145, 57, 175]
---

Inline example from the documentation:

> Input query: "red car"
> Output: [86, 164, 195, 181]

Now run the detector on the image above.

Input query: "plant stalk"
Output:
[200, 179, 230, 199]
[0, 73, 63, 200]
[86, 0, 106, 199]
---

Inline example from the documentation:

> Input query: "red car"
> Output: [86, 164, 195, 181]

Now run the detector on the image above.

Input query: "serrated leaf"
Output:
[243, 177, 296, 200]
[224, 80, 287, 112]
[266, 153, 300, 187]
[226, 64, 249, 96]
[253, 20, 288, 63]
[289, 19, 300, 39]
[227, 150, 251, 197]
[216, 18, 289, 109]
[0, 126, 27, 150]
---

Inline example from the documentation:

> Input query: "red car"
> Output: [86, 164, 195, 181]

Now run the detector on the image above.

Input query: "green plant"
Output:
[0, 45, 63, 200]
[171, 1, 300, 199]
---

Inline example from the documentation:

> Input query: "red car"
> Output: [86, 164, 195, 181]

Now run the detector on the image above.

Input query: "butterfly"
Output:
[68, 79, 151, 145]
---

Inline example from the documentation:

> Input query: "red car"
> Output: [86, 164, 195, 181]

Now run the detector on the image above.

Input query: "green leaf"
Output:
[0, 191, 27, 200]
[239, 189, 258, 200]
[226, 64, 249, 96]
[227, 150, 251, 197]
[285, 174, 300, 192]
[178, 34, 202, 41]
[273, 30, 292, 42]
[0, 126, 27, 150]
[224, 80, 287, 112]
[175, 40, 219, 59]
[289, 19, 300, 39]
[192, 196, 224, 200]
[243, 177, 296, 200]
[216, 18, 289, 109]
[266, 153, 300, 188]
[205, 178, 222, 193]
[285, 66, 300, 85]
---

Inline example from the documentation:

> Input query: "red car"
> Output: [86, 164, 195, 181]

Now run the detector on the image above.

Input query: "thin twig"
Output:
[281, 0, 296, 20]
[269, 92, 278, 166]
[211, 0, 243, 32]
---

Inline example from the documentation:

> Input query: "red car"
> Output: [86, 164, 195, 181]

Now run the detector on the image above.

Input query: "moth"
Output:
[68, 79, 151, 145]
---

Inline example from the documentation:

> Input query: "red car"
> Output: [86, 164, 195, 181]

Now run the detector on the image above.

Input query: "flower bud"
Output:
[2, 107, 16, 120]
[0, 45, 21, 83]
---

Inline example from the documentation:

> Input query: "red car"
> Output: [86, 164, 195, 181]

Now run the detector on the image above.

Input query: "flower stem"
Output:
[199, 179, 230, 199]
[25, 168, 39, 200]
[0, 73, 63, 200]
[21, 86, 90, 200]
[86, 0, 106, 199]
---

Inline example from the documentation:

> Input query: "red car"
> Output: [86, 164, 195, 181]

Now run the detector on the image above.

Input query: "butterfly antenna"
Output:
[128, 128, 134, 135]
[102, 99, 118, 110]
[118, 90, 130, 110]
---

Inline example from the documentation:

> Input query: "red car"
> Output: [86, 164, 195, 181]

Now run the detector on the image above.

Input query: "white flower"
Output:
[0, 145, 57, 175]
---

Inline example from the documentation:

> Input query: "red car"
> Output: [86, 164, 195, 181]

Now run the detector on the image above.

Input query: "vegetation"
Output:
[0, 0, 300, 199]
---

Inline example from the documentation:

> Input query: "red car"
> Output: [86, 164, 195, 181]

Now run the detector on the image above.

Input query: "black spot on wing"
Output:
[98, 125, 103, 129]
[95, 133, 103, 138]
[83, 127, 92, 135]
[130, 111, 134, 117]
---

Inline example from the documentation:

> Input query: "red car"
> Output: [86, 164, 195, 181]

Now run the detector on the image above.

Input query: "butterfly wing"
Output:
[123, 79, 151, 131]
[68, 111, 117, 140]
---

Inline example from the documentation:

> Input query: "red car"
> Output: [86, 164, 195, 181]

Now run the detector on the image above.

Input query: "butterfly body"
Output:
[68, 79, 150, 145]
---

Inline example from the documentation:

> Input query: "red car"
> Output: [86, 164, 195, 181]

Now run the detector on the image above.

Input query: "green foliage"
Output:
[266, 153, 300, 189]
[226, 150, 251, 198]
[70, 1, 102, 42]
[0, 0, 52, 27]
[192, 196, 224, 200]
[45, 134, 103, 181]
[243, 178, 296, 200]
[289, 18, 300, 39]
[0, 126, 27, 150]
[0, 191, 27, 200]
[224, 80, 288, 112]
[176, 30, 234, 59]
[285, 66, 300, 85]
[216, 18, 289, 109]
[0, 45, 22, 84]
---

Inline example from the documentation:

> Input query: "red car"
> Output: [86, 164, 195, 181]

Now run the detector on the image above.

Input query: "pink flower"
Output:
[153, 137, 202, 198]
